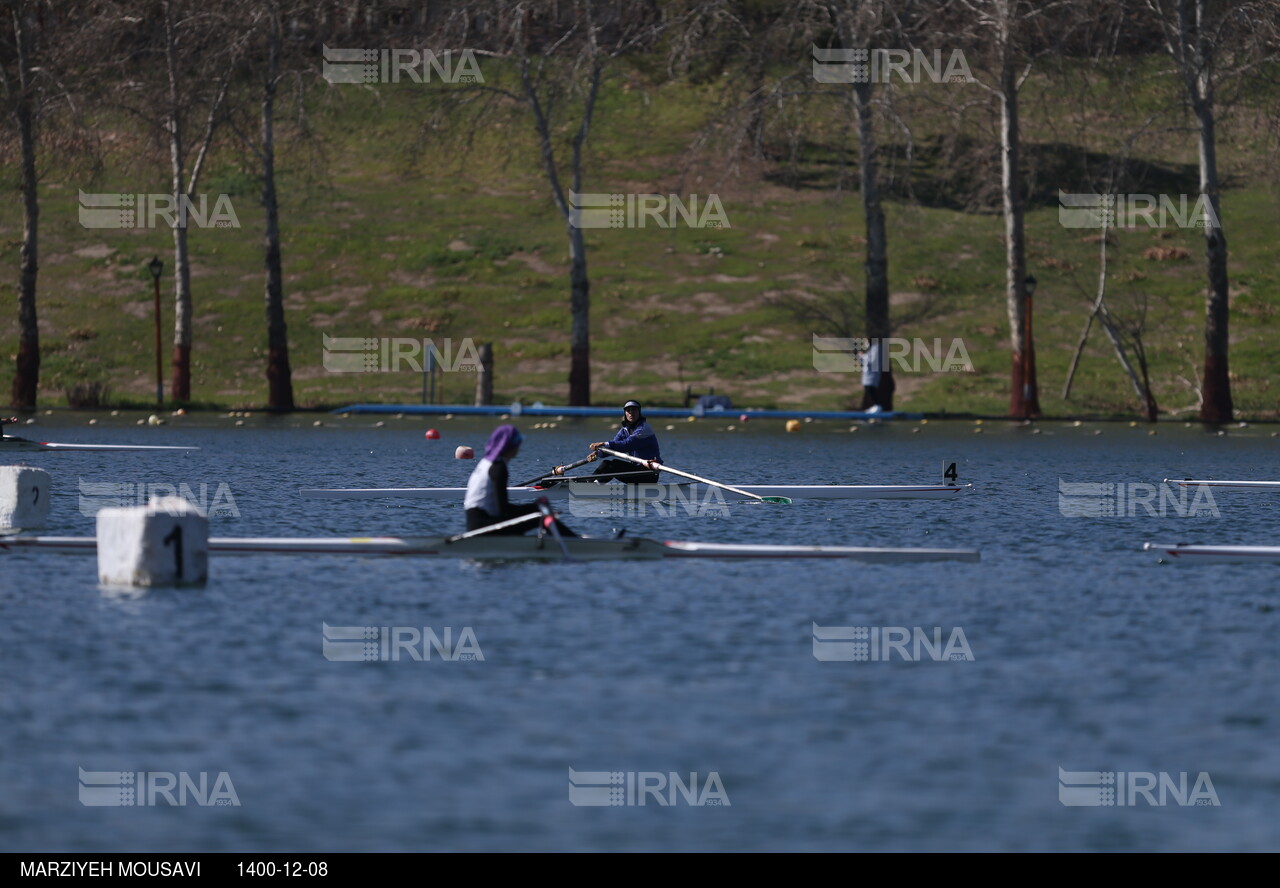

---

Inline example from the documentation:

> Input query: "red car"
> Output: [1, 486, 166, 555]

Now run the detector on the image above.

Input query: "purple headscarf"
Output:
[483, 424, 524, 461]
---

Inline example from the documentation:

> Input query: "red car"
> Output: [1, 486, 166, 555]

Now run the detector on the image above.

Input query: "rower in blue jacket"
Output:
[555, 399, 663, 484]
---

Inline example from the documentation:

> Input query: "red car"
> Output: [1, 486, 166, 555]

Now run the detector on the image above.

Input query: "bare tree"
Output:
[257, 2, 293, 411]
[955, 0, 1039, 418]
[1061, 218, 1159, 421]
[1146, 0, 1280, 423]
[225, 0, 311, 411]
[823, 0, 902, 408]
[93, 0, 244, 404]
[460, 1, 665, 406]
[1, 2, 95, 408]
[0, 1, 42, 408]
[678, 0, 908, 406]
[950, 0, 1093, 418]
[158, 0, 242, 403]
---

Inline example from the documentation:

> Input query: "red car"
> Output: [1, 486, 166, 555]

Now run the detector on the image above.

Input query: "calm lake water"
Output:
[2, 412, 1277, 851]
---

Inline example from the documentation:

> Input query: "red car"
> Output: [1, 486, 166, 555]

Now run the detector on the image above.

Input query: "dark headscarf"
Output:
[483, 424, 524, 461]
[622, 400, 643, 430]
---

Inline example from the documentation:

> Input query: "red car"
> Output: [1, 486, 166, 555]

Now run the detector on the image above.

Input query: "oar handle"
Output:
[517, 455, 594, 487]
[596, 447, 763, 501]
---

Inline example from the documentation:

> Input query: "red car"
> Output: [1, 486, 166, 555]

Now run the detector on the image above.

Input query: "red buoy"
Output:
[425, 429, 441, 440]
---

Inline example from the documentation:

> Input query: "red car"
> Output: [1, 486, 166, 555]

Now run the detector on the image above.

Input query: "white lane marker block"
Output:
[96, 496, 209, 587]
[0, 465, 51, 529]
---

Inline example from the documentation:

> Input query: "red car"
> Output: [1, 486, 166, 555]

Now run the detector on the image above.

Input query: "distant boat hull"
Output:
[1, 434, 197, 452]
[1166, 479, 1280, 490]
[298, 482, 973, 502]
[1144, 542, 1280, 563]
[0, 533, 980, 563]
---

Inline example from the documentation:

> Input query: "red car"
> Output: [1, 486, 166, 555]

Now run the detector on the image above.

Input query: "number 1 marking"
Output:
[162, 526, 184, 579]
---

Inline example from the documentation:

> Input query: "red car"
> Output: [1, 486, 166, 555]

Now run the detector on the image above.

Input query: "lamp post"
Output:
[1023, 274, 1037, 419]
[148, 256, 164, 406]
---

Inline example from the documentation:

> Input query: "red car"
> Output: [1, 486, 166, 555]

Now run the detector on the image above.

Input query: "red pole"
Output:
[154, 273, 163, 405]
[1023, 292, 1032, 419]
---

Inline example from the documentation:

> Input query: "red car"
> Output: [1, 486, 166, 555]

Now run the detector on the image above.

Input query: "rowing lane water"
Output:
[2, 416, 1277, 851]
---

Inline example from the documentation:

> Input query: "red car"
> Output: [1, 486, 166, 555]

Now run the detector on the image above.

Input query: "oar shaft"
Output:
[517, 455, 593, 487]
[536, 499, 574, 562]
[446, 510, 542, 542]
[597, 447, 763, 501]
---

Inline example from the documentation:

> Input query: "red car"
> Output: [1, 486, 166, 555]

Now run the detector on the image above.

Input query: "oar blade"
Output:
[760, 496, 792, 505]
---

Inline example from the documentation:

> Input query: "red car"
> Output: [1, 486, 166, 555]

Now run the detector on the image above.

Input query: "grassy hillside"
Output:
[1, 63, 1277, 418]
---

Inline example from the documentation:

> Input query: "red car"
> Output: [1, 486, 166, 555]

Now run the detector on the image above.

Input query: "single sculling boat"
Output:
[1143, 542, 1280, 563]
[1164, 479, 1280, 491]
[298, 481, 974, 502]
[1, 532, 980, 563]
[0, 418, 197, 452]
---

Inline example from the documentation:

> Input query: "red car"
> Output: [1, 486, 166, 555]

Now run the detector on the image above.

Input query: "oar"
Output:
[597, 447, 791, 505]
[445, 510, 543, 543]
[535, 497, 575, 563]
[517, 455, 594, 487]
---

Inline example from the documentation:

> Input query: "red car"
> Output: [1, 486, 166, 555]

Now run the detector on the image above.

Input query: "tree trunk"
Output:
[11, 71, 39, 409]
[568, 224, 590, 406]
[164, 3, 192, 403]
[1137, 342, 1159, 422]
[522, 55, 599, 407]
[744, 51, 767, 159]
[1000, 48, 1036, 418]
[854, 76, 893, 409]
[1160, 0, 1232, 423]
[7, 5, 39, 409]
[169, 224, 192, 403]
[475, 343, 493, 406]
[261, 4, 294, 411]
[1192, 64, 1231, 423]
